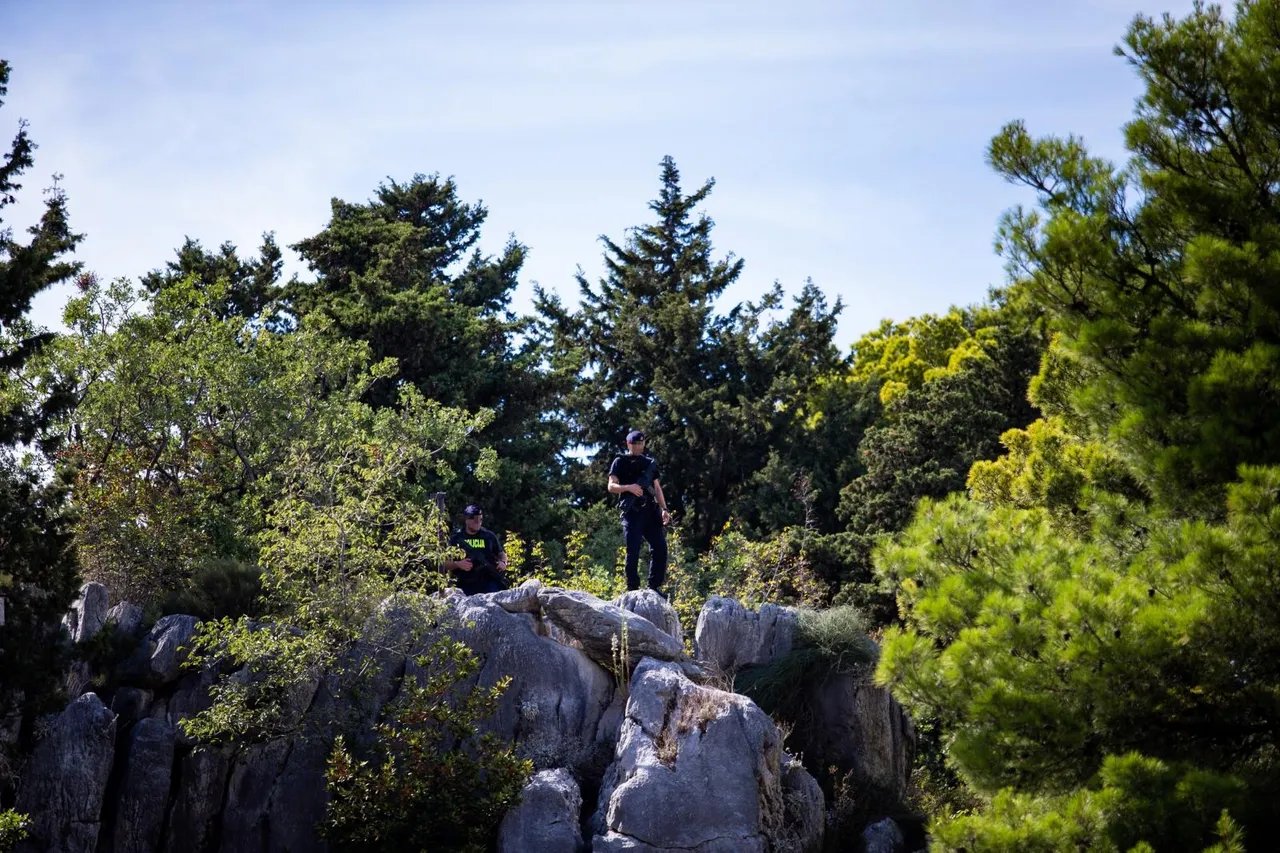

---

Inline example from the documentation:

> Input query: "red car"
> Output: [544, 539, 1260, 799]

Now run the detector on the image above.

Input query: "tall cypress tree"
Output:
[540, 157, 844, 548]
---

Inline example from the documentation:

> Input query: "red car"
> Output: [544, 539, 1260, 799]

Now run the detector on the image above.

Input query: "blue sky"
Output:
[4, 0, 1196, 347]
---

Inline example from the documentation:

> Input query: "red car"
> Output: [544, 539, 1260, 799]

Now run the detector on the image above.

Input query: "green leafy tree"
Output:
[840, 324, 1040, 539]
[25, 274, 399, 604]
[181, 383, 526, 852]
[539, 157, 846, 548]
[324, 639, 531, 853]
[0, 61, 82, 443]
[0, 810, 28, 852]
[828, 323, 1041, 617]
[288, 175, 569, 540]
[183, 384, 494, 743]
[851, 310, 984, 405]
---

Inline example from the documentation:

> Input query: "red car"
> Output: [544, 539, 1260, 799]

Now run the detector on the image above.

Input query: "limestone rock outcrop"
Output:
[61, 583, 110, 644]
[791, 669, 917, 801]
[111, 718, 177, 853]
[590, 658, 823, 852]
[694, 596, 917, 801]
[694, 595, 796, 674]
[15, 693, 117, 853]
[498, 768, 587, 853]
[537, 587, 686, 671]
[20, 584, 915, 852]
[613, 589, 682, 644]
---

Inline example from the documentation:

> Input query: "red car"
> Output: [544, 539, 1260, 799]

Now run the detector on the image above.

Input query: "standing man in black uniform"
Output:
[607, 430, 671, 594]
[443, 504, 509, 595]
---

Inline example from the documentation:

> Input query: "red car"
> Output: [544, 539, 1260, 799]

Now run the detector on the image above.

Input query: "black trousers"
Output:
[621, 508, 667, 591]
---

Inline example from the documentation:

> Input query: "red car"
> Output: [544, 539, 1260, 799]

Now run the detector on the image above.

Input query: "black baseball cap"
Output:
[626, 430, 646, 443]
[463, 504, 483, 517]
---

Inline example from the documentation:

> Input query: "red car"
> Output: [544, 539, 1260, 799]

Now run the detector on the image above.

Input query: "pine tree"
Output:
[986, 0, 1280, 515]
[875, 4, 1280, 847]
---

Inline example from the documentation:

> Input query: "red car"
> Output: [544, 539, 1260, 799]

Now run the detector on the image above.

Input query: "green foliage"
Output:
[182, 384, 527, 850]
[832, 325, 1041, 614]
[539, 157, 848, 547]
[0, 58, 82, 785]
[183, 385, 491, 743]
[690, 523, 828, 610]
[966, 415, 1138, 528]
[27, 274, 395, 604]
[324, 638, 532, 853]
[141, 234, 283, 321]
[877, 469, 1280, 798]
[869, 4, 1280, 845]
[986, 1, 1280, 513]
[878, 411, 1280, 843]
[931, 754, 1248, 853]
[158, 557, 264, 621]
[851, 310, 989, 405]
[0, 810, 29, 852]
[0, 59, 83, 449]
[505, 502, 628, 599]
[735, 605, 877, 721]
[288, 174, 570, 542]
[779, 377, 882, 535]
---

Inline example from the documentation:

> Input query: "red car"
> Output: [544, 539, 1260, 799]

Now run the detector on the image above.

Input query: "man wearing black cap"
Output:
[607, 430, 671, 594]
[444, 504, 509, 595]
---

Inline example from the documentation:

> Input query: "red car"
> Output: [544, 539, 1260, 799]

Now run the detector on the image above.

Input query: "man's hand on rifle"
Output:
[628, 484, 645, 496]
[454, 558, 474, 572]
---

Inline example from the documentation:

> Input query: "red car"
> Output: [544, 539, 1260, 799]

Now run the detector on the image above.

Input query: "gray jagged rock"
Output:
[490, 577, 544, 612]
[146, 614, 199, 684]
[219, 738, 293, 853]
[110, 687, 154, 727]
[497, 768, 586, 853]
[613, 589, 682, 644]
[162, 746, 230, 853]
[693, 596, 797, 674]
[15, 692, 117, 853]
[592, 658, 823, 852]
[265, 641, 404, 853]
[62, 582, 110, 644]
[445, 593, 620, 778]
[166, 667, 216, 746]
[781, 753, 825, 853]
[538, 586, 685, 671]
[106, 601, 144, 637]
[122, 614, 200, 687]
[862, 817, 906, 853]
[791, 669, 916, 802]
[697, 598, 916, 802]
[110, 717, 177, 853]
[12, 591, 919, 853]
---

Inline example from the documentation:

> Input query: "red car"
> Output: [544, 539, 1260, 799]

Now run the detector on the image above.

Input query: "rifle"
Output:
[618, 456, 660, 513]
